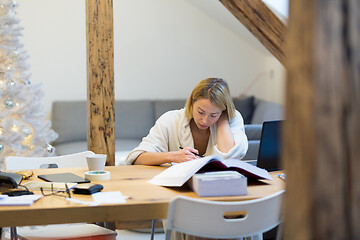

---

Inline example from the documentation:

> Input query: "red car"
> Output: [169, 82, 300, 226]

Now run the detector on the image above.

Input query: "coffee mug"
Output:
[86, 154, 107, 171]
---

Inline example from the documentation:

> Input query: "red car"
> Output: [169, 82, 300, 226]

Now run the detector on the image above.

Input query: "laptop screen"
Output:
[256, 120, 283, 171]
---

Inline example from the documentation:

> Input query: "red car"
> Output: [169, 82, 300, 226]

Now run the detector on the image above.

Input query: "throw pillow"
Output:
[233, 96, 255, 124]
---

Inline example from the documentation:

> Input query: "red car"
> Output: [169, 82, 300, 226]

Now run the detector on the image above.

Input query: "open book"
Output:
[148, 155, 273, 187]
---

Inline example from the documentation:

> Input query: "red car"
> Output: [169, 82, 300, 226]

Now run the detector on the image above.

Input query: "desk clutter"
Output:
[0, 168, 128, 207]
[0, 172, 23, 188]
[0, 165, 284, 240]
[1, 170, 34, 180]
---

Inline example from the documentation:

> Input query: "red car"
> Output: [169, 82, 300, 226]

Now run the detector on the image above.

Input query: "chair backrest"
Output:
[4, 151, 95, 170]
[166, 190, 285, 240]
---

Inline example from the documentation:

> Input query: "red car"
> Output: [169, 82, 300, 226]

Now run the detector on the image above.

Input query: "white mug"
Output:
[86, 154, 107, 171]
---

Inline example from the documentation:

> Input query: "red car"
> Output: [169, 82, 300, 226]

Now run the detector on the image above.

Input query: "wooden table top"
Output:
[0, 165, 285, 227]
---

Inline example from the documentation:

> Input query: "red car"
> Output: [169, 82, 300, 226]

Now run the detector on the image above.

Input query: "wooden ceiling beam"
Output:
[220, 0, 286, 65]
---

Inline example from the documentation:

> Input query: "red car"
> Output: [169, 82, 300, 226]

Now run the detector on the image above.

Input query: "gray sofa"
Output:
[51, 96, 283, 165]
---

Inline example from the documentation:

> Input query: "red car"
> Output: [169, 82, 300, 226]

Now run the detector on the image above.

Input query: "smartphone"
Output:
[72, 183, 103, 195]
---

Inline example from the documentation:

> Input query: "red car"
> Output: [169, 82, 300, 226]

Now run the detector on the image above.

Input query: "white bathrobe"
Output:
[126, 109, 248, 165]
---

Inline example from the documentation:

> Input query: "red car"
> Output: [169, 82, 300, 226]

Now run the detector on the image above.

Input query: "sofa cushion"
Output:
[233, 96, 255, 124]
[52, 101, 87, 145]
[54, 139, 142, 166]
[154, 99, 187, 120]
[242, 140, 260, 160]
[251, 99, 284, 124]
[55, 139, 141, 154]
[52, 100, 154, 145]
[244, 124, 262, 140]
[115, 100, 155, 139]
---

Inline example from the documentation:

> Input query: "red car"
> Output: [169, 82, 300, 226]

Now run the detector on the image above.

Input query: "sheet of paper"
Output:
[92, 191, 128, 204]
[0, 194, 42, 206]
[0, 195, 8, 200]
[223, 159, 273, 180]
[148, 156, 216, 187]
[23, 181, 77, 191]
[66, 191, 128, 206]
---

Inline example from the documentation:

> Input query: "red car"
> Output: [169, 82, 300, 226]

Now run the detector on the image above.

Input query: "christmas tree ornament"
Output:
[9, 79, 15, 86]
[4, 98, 14, 109]
[21, 126, 31, 136]
[0, 4, 9, 16]
[0, 0, 58, 169]
[45, 143, 54, 154]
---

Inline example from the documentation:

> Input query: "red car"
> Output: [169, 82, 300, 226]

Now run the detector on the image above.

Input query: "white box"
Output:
[189, 171, 247, 197]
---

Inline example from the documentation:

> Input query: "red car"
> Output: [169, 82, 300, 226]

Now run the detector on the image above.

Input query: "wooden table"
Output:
[0, 165, 285, 227]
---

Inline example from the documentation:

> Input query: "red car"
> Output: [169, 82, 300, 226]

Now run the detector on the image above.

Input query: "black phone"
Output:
[2, 190, 34, 196]
[0, 172, 23, 188]
[72, 183, 103, 195]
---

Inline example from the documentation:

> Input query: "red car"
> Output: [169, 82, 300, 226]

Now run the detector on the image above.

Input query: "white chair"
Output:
[3, 151, 117, 240]
[165, 190, 285, 240]
[4, 151, 95, 170]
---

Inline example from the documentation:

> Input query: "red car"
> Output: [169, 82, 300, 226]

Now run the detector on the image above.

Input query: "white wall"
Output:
[16, 0, 285, 119]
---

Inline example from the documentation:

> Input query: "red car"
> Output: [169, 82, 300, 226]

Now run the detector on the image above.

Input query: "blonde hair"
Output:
[184, 78, 235, 119]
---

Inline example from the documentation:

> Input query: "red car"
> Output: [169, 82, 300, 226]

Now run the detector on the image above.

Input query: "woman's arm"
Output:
[213, 110, 248, 159]
[216, 111, 235, 153]
[133, 147, 199, 165]
[127, 110, 199, 165]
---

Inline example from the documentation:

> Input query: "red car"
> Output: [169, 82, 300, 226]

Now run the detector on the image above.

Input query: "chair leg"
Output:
[150, 219, 157, 240]
[96, 221, 116, 230]
[165, 229, 171, 240]
[10, 226, 18, 240]
[276, 223, 283, 240]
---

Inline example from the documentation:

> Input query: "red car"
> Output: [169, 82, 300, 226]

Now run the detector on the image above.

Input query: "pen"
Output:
[278, 172, 286, 181]
[179, 147, 204, 157]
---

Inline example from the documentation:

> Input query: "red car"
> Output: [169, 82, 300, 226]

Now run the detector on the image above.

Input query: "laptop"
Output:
[255, 120, 283, 171]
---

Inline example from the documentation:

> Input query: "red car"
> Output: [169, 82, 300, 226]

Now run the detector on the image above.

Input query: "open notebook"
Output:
[149, 155, 272, 187]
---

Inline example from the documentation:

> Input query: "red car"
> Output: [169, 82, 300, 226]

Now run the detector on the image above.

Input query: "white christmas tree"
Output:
[0, 0, 58, 169]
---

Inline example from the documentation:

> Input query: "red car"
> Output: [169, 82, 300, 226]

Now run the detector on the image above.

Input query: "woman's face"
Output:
[192, 98, 222, 130]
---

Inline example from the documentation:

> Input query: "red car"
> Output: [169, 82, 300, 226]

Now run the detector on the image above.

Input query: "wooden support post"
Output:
[86, 0, 115, 166]
[220, 0, 286, 65]
[284, 0, 360, 239]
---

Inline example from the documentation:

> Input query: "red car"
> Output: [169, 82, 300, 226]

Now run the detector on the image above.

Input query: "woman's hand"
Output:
[134, 147, 200, 165]
[217, 111, 229, 127]
[217, 111, 235, 153]
[171, 147, 199, 163]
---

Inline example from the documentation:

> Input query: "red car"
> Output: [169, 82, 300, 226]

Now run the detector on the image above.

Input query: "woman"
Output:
[126, 78, 248, 165]
[126, 78, 249, 240]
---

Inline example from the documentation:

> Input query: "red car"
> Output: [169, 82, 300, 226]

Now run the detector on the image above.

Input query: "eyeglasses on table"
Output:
[40, 183, 72, 198]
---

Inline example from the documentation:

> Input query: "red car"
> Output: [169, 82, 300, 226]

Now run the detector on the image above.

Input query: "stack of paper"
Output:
[189, 171, 247, 197]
